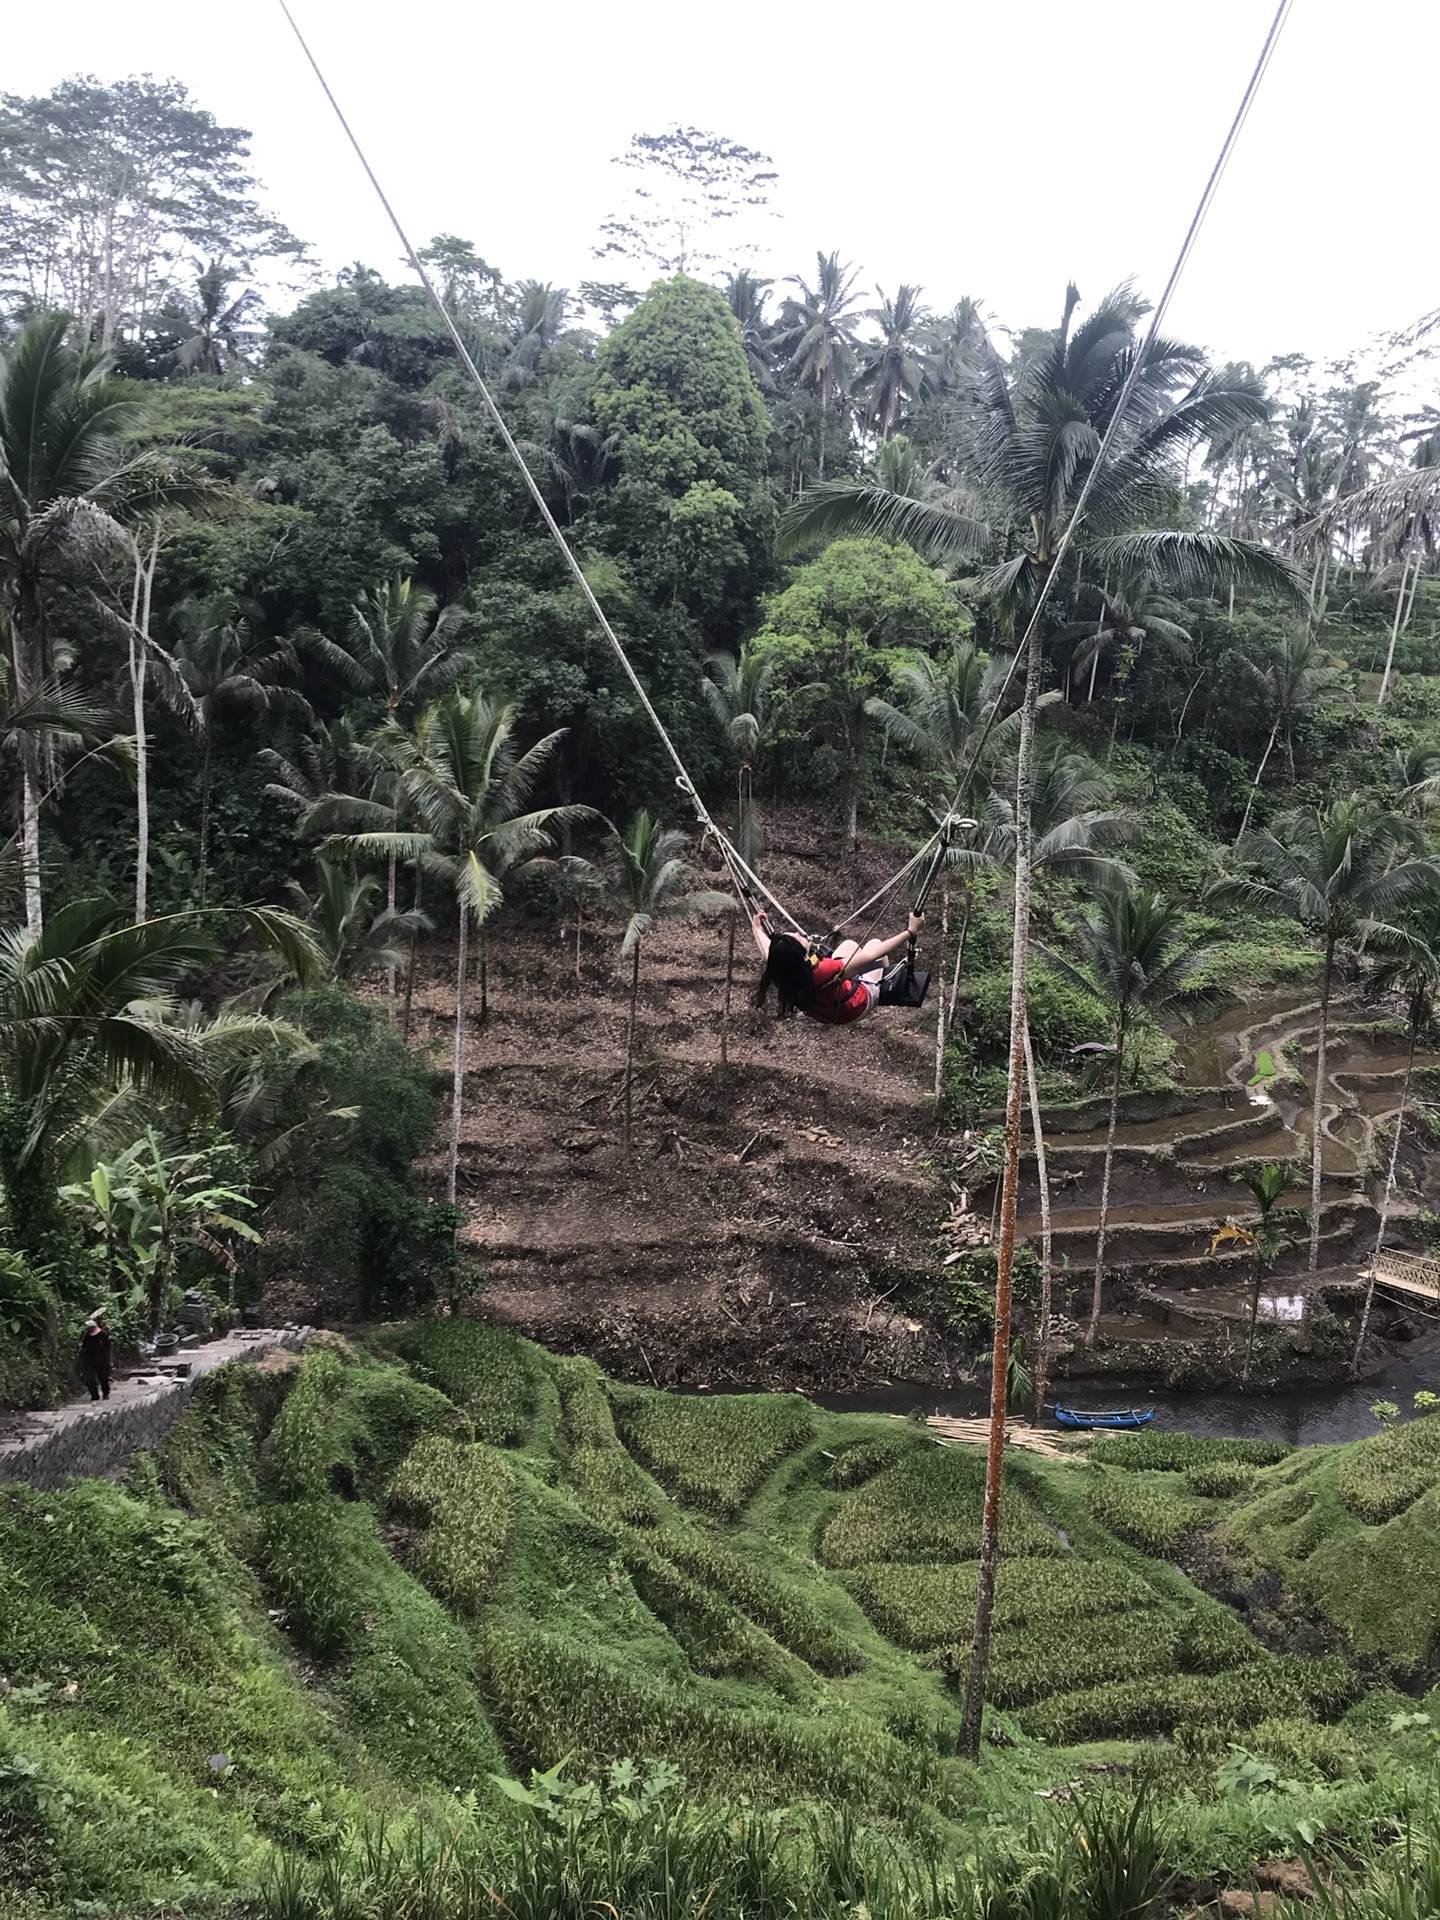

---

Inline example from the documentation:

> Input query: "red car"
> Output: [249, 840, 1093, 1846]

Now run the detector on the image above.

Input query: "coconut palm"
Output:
[307, 575, 475, 725]
[1352, 891, 1440, 1370]
[342, 689, 579, 1202]
[723, 270, 775, 390]
[856, 285, 930, 440]
[1213, 799, 1440, 1308]
[1058, 577, 1194, 705]
[703, 645, 771, 1066]
[1047, 879, 1221, 1349]
[605, 813, 729, 1149]
[779, 252, 864, 458]
[1209, 1163, 1305, 1382]
[173, 595, 301, 901]
[1234, 627, 1345, 840]
[0, 897, 319, 1256]
[285, 855, 429, 982]
[173, 262, 262, 374]
[0, 311, 191, 932]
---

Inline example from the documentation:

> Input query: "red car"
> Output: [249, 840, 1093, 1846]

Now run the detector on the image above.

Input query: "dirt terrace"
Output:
[397, 807, 954, 1391]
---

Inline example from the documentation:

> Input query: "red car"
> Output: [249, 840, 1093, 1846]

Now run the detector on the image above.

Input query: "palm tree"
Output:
[174, 262, 262, 374]
[779, 251, 864, 471]
[0, 311, 187, 932]
[344, 690, 577, 1203]
[1209, 1163, 1305, 1382]
[1352, 893, 1440, 1371]
[1213, 800, 1439, 1309]
[857, 285, 930, 440]
[1048, 880, 1221, 1349]
[723, 271, 775, 390]
[605, 813, 729, 1149]
[703, 644, 772, 1067]
[285, 855, 429, 982]
[781, 285, 1298, 1762]
[866, 640, 1005, 1097]
[306, 574, 475, 992]
[173, 595, 301, 901]
[1234, 628, 1345, 840]
[0, 898, 319, 1257]
[307, 575, 474, 725]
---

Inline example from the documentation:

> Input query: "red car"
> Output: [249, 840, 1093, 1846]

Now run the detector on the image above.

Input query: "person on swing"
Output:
[751, 908, 924, 1026]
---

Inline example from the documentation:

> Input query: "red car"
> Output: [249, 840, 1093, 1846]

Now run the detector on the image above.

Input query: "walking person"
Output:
[78, 1310, 112, 1402]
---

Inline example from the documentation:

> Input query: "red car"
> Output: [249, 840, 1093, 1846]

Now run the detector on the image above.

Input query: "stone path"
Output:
[0, 1328, 310, 1492]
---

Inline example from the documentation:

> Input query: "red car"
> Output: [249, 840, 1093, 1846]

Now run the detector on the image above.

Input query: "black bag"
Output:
[877, 959, 929, 1008]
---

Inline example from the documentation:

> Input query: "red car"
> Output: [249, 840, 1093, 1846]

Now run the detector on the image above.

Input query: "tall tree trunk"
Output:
[623, 943, 642, 1150]
[385, 851, 397, 1020]
[14, 582, 47, 937]
[933, 878, 949, 1104]
[131, 528, 159, 923]
[403, 865, 423, 1040]
[198, 738, 213, 905]
[1025, 1018, 1054, 1426]
[946, 879, 975, 1027]
[1378, 548, 1415, 706]
[955, 605, 1043, 1761]
[1236, 718, 1281, 843]
[1243, 1249, 1263, 1383]
[1304, 938, 1337, 1330]
[1353, 1025, 1415, 1374]
[447, 906, 470, 1205]
[720, 912, 736, 1069]
[479, 925, 489, 1024]
[1085, 1017, 1127, 1350]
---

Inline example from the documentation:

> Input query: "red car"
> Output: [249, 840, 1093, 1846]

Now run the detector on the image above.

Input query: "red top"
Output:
[804, 955, 871, 1026]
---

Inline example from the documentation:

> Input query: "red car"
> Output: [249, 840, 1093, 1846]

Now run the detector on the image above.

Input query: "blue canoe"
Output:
[1053, 1405, 1156, 1431]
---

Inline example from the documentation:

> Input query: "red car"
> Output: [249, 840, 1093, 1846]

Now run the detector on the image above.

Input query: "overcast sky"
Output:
[8, 0, 1437, 383]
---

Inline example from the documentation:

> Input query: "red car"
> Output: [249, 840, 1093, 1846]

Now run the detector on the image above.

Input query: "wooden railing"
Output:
[1363, 1248, 1440, 1303]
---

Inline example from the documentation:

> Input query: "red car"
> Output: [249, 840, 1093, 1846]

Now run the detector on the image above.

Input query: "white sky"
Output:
[7, 0, 1438, 384]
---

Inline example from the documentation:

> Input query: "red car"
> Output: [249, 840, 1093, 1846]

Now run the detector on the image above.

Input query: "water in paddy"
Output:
[814, 1331, 1440, 1446]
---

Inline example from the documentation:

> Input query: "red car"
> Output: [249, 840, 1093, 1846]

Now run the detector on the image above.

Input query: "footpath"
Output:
[0, 1327, 311, 1491]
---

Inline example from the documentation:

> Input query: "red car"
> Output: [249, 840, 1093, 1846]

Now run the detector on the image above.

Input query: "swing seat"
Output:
[878, 960, 929, 1008]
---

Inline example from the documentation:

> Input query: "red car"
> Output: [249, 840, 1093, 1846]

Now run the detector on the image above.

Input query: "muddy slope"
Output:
[401, 808, 952, 1391]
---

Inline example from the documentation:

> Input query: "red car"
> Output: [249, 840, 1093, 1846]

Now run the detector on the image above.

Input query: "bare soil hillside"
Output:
[399, 806, 955, 1391]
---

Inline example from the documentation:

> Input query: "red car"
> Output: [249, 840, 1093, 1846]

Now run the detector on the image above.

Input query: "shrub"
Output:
[848, 1556, 1157, 1650]
[255, 987, 463, 1315]
[1085, 1473, 1206, 1554]
[1336, 1412, 1440, 1524]
[391, 1318, 534, 1445]
[387, 1436, 517, 1617]
[820, 1445, 1065, 1568]
[616, 1388, 814, 1518]
[1090, 1432, 1291, 1471]
[1183, 1460, 1259, 1499]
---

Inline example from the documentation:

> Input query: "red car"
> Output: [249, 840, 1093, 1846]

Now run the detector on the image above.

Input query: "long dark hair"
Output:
[755, 933, 816, 1017]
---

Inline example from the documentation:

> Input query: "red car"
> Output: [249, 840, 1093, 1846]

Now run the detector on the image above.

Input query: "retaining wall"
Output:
[0, 1329, 309, 1492]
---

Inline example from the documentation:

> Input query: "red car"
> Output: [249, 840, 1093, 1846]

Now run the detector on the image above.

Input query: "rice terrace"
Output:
[2, 3, 1440, 1917]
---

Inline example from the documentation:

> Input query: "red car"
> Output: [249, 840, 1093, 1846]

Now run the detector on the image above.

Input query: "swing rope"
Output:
[277, 0, 809, 933]
[278, 0, 1291, 948]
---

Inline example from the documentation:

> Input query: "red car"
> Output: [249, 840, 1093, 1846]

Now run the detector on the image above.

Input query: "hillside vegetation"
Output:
[3, 1336, 1440, 1916]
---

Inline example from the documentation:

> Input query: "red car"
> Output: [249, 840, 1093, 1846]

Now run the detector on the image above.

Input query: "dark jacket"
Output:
[79, 1321, 111, 1375]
